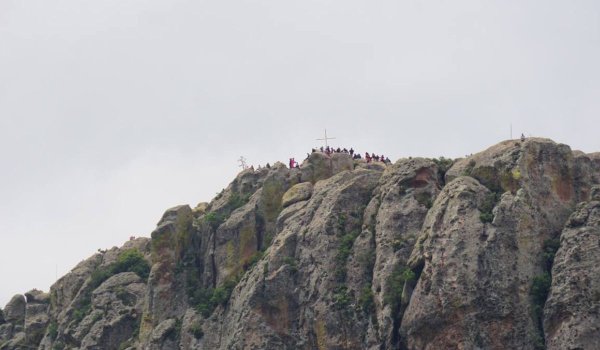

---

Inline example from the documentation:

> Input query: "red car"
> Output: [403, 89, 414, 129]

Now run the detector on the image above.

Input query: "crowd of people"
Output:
[308, 146, 391, 165]
[248, 146, 392, 172]
[284, 146, 392, 168]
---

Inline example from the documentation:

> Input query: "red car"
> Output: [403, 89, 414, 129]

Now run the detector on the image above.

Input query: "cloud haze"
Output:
[1, 0, 599, 305]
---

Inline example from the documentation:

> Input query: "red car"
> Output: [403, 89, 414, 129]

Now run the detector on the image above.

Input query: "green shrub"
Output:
[531, 273, 551, 307]
[47, 321, 58, 340]
[332, 286, 351, 309]
[336, 214, 347, 232]
[334, 230, 360, 283]
[191, 288, 215, 317]
[542, 238, 560, 270]
[359, 285, 375, 314]
[113, 249, 151, 280]
[479, 192, 499, 223]
[479, 212, 494, 223]
[202, 193, 250, 231]
[189, 321, 204, 339]
[384, 266, 416, 311]
[282, 256, 298, 273]
[432, 156, 454, 177]
[531, 271, 552, 339]
[75, 249, 150, 322]
[227, 193, 250, 211]
[414, 192, 433, 209]
[72, 302, 91, 323]
[52, 341, 66, 350]
[204, 212, 225, 230]
[193, 275, 241, 317]
[462, 159, 476, 176]
[89, 268, 113, 290]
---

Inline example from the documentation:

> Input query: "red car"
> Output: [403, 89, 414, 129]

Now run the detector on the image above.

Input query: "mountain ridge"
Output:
[2, 137, 600, 349]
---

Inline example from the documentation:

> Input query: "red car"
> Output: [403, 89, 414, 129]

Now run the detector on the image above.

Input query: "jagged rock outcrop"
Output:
[544, 190, 600, 350]
[3, 140, 600, 350]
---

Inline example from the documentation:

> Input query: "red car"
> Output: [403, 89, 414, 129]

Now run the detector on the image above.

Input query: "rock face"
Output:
[281, 182, 313, 208]
[2, 141, 600, 350]
[544, 197, 600, 350]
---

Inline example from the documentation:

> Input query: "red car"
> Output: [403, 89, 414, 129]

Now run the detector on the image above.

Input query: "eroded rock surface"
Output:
[3, 140, 600, 350]
[544, 199, 600, 350]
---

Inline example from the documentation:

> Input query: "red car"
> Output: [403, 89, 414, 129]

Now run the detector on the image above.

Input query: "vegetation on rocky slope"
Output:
[2, 139, 600, 350]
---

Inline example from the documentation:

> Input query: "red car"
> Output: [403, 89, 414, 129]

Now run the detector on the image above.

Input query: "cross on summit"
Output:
[316, 129, 336, 147]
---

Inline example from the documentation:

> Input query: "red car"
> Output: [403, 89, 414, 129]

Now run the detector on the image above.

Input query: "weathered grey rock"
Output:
[365, 158, 441, 349]
[23, 289, 50, 346]
[300, 151, 354, 183]
[193, 202, 209, 215]
[0, 324, 12, 345]
[590, 185, 600, 201]
[282, 182, 313, 207]
[149, 318, 178, 349]
[3, 295, 26, 326]
[401, 139, 586, 349]
[49, 252, 103, 324]
[0, 331, 24, 349]
[198, 168, 383, 349]
[544, 201, 600, 350]
[24, 290, 49, 304]
[140, 205, 193, 344]
[4, 138, 600, 350]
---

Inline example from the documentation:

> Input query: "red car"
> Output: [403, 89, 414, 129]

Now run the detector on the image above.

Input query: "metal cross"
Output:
[316, 129, 336, 147]
[238, 156, 248, 170]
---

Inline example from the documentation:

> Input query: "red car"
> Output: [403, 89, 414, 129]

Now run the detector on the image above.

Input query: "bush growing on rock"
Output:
[332, 286, 351, 309]
[359, 285, 375, 314]
[47, 321, 58, 340]
[73, 249, 150, 322]
[531, 273, 551, 306]
[203, 212, 225, 230]
[192, 275, 241, 317]
[384, 265, 416, 311]
[479, 192, 499, 223]
[531, 271, 552, 339]
[542, 238, 560, 270]
[112, 249, 151, 279]
[202, 193, 251, 231]
[190, 321, 204, 339]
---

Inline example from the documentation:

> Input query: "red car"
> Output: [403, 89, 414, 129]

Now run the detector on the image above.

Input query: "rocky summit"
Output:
[2, 138, 600, 350]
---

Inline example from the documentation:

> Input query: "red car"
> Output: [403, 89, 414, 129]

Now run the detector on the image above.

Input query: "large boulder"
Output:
[300, 152, 354, 183]
[281, 182, 313, 208]
[3, 295, 26, 326]
[24, 290, 50, 346]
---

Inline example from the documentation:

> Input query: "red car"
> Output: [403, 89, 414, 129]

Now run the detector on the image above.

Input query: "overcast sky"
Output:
[1, 0, 599, 306]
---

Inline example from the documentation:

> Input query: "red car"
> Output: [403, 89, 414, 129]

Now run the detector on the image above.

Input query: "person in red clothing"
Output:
[365, 152, 371, 163]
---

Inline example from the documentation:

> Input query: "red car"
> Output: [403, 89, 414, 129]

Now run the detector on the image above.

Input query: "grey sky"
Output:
[1, 0, 599, 306]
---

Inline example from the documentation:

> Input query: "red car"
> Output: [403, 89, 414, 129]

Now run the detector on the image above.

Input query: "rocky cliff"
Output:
[2, 138, 600, 350]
